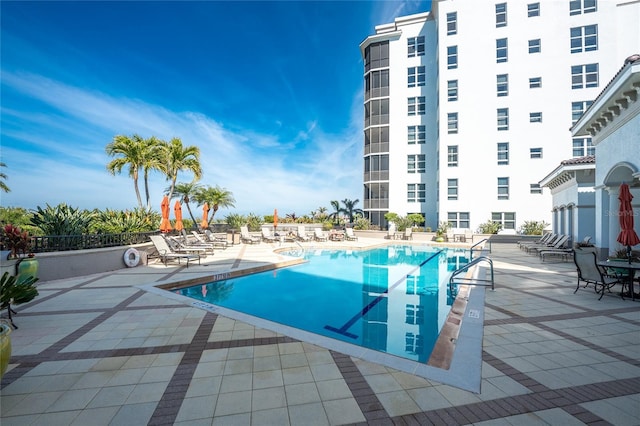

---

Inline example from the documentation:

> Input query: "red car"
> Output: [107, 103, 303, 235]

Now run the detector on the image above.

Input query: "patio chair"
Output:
[240, 226, 261, 244]
[573, 249, 623, 300]
[149, 235, 201, 267]
[464, 229, 473, 243]
[345, 228, 358, 241]
[446, 229, 454, 242]
[314, 228, 328, 242]
[190, 230, 228, 251]
[525, 234, 568, 254]
[166, 235, 212, 255]
[181, 229, 215, 253]
[297, 226, 311, 242]
[403, 228, 413, 240]
[261, 228, 278, 243]
[203, 230, 229, 249]
[387, 224, 397, 240]
[517, 233, 552, 249]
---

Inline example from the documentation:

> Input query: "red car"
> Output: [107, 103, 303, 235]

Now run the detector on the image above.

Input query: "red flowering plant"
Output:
[0, 224, 33, 259]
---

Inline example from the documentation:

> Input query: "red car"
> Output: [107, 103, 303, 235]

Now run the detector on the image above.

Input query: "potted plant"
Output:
[0, 271, 38, 329]
[0, 225, 38, 279]
[435, 221, 451, 242]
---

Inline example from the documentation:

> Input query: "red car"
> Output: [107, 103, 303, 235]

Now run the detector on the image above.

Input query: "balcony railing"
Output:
[31, 231, 161, 253]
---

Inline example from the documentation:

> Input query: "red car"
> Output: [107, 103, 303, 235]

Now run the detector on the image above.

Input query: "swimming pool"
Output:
[175, 245, 470, 364]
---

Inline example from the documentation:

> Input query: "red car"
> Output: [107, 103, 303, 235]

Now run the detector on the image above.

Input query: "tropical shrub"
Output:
[0, 224, 32, 258]
[436, 221, 452, 237]
[246, 213, 263, 232]
[0, 207, 37, 234]
[30, 203, 95, 236]
[90, 208, 160, 234]
[477, 220, 502, 234]
[518, 220, 549, 235]
[0, 272, 38, 328]
[353, 217, 371, 230]
[225, 213, 245, 230]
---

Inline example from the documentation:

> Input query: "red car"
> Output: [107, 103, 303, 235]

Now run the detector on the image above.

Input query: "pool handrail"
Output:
[449, 255, 494, 297]
[469, 238, 491, 260]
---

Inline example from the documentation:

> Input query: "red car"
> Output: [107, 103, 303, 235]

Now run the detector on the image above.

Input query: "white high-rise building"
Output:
[361, 0, 640, 233]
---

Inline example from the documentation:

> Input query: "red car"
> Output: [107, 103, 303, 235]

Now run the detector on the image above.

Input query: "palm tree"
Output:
[193, 185, 236, 222]
[315, 206, 328, 221]
[160, 137, 202, 201]
[0, 162, 10, 193]
[341, 199, 364, 224]
[329, 200, 343, 225]
[106, 134, 151, 209]
[141, 136, 165, 209]
[168, 181, 202, 225]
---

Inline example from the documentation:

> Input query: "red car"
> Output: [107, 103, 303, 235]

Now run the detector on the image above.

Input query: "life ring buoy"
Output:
[124, 248, 140, 268]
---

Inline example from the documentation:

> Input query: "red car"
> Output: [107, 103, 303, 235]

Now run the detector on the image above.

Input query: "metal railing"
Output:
[449, 256, 495, 299]
[470, 238, 491, 260]
[31, 231, 160, 253]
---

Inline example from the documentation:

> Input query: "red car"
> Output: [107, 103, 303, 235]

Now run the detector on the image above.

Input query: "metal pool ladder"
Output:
[449, 256, 495, 298]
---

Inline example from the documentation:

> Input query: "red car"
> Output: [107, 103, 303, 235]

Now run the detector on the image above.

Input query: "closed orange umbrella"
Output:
[274, 209, 278, 231]
[201, 203, 209, 229]
[174, 201, 184, 231]
[160, 195, 172, 232]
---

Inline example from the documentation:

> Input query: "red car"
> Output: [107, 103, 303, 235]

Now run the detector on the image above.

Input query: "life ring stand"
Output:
[124, 248, 140, 268]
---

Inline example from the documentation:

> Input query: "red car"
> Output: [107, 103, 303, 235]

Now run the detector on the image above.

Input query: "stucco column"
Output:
[607, 187, 620, 257]
[594, 185, 610, 258]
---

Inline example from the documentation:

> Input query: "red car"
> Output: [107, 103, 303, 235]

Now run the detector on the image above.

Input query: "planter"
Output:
[17, 257, 39, 281]
[435, 236, 445, 243]
[0, 257, 19, 278]
[0, 320, 11, 378]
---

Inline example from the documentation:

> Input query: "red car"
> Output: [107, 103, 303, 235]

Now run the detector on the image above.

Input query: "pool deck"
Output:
[1, 238, 639, 425]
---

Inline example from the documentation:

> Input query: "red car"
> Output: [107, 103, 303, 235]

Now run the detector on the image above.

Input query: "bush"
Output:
[518, 220, 549, 235]
[246, 213, 263, 232]
[353, 217, 371, 230]
[90, 208, 160, 234]
[477, 220, 502, 234]
[224, 213, 245, 230]
[30, 203, 95, 236]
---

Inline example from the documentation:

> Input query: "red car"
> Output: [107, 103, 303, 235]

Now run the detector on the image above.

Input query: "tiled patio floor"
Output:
[1, 239, 639, 425]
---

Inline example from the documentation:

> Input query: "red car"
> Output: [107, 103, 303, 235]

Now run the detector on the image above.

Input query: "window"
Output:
[447, 12, 457, 35]
[497, 142, 509, 165]
[529, 39, 541, 53]
[448, 112, 459, 133]
[407, 125, 426, 144]
[405, 304, 424, 325]
[530, 147, 543, 158]
[407, 184, 426, 203]
[495, 3, 507, 27]
[448, 145, 458, 167]
[530, 112, 542, 122]
[572, 100, 593, 124]
[408, 66, 426, 87]
[407, 154, 426, 173]
[530, 183, 542, 194]
[492, 212, 516, 229]
[447, 46, 458, 69]
[497, 108, 509, 131]
[573, 137, 595, 156]
[364, 69, 389, 100]
[497, 177, 509, 200]
[407, 36, 425, 57]
[364, 154, 389, 180]
[364, 99, 389, 126]
[448, 212, 470, 228]
[572, 63, 599, 89]
[365, 126, 389, 154]
[408, 97, 426, 116]
[364, 41, 389, 72]
[448, 179, 458, 200]
[571, 25, 598, 53]
[497, 74, 508, 97]
[528, 2, 540, 17]
[570, 0, 597, 15]
[405, 332, 424, 354]
[448, 80, 458, 101]
[496, 38, 508, 63]
[529, 77, 542, 88]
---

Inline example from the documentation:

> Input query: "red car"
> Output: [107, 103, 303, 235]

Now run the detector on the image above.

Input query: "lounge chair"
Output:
[261, 228, 278, 243]
[517, 233, 552, 249]
[464, 229, 473, 243]
[297, 226, 311, 242]
[446, 229, 454, 242]
[166, 235, 212, 255]
[403, 228, 413, 240]
[314, 228, 328, 242]
[240, 226, 261, 244]
[345, 228, 358, 241]
[190, 230, 227, 251]
[203, 230, 229, 249]
[149, 235, 201, 267]
[573, 249, 623, 300]
[181, 229, 215, 253]
[387, 224, 397, 240]
[525, 234, 567, 254]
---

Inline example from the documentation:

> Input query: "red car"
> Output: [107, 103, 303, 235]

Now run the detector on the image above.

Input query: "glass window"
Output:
[407, 184, 426, 203]
[448, 145, 458, 167]
[407, 36, 425, 57]
[496, 38, 508, 63]
[448, 80, 458, 101]
[571, 25, 598, 53]
[448, 179, 458, 200]
[570, 0, 597, 15]
[405, 332, 424, 354]
[448, 212, 470, 229]
[497, 74, 508, 97]
[447, 12, 457, 35]
[530, 183, 542, 194]
[408, 97, 426, 116]
[407, 125, 426, 144]
[364, 69, 389, 100]
[408, 66, 426, 88]
[492, 212, 516, 229]
[528, 3, 540, 17]
[529, 39, 541, 54]
[530, 112, 542, 123]
[495, 3, 507, 27]
[364, 41, 389, 72]
[572, 100, 593, 124]
[529, 77, 542, 88]
[405, 304, 424, 325]
[497, 142, 509, 165]
[447, 45, 458, 69]
[497, 108, 509, 131]
[448, 112, 459, 134]
[530, 147, 543, 158]
[407, 154, 426, 173]
[572, 137, 595, 156]
[497, 178, 509, 200]
[365, 99, 389, 126]
[571, 63, 599, 89]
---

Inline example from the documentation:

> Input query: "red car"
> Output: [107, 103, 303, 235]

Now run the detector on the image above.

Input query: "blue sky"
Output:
[1, 0, 430, 218]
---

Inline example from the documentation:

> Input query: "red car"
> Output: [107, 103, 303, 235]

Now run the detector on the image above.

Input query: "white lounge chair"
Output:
[297, 226, 311, 242]
[403, 228, 413, 240]
[387, 223, 397, 240]
[203, 230, 229, 249]
[166, 235, 212, 255]
[261, 228, 277, 242]
[150, 235, 201, 267]
[190, 230, 227, 251]
[314, 228, 328, 242]
[240, 226, 261, 244]
[345, 228, 358, 241]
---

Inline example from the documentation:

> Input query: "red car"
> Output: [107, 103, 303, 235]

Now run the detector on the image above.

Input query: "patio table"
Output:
[597, 260, 640, 301]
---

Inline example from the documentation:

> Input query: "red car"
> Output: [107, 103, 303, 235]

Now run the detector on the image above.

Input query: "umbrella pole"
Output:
[628, 245, 632, 264]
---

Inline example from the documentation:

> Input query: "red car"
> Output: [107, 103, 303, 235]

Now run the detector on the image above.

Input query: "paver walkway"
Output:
[1, 240, 639, 425]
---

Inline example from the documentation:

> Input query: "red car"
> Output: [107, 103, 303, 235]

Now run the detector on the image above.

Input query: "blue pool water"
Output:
[176, 245, 470, 363]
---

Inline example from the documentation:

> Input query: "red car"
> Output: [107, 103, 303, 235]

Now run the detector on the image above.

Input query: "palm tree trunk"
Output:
[144, 170, 151, 209]
[133, 173, 143, 209]
[184, 202, 197, 227]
